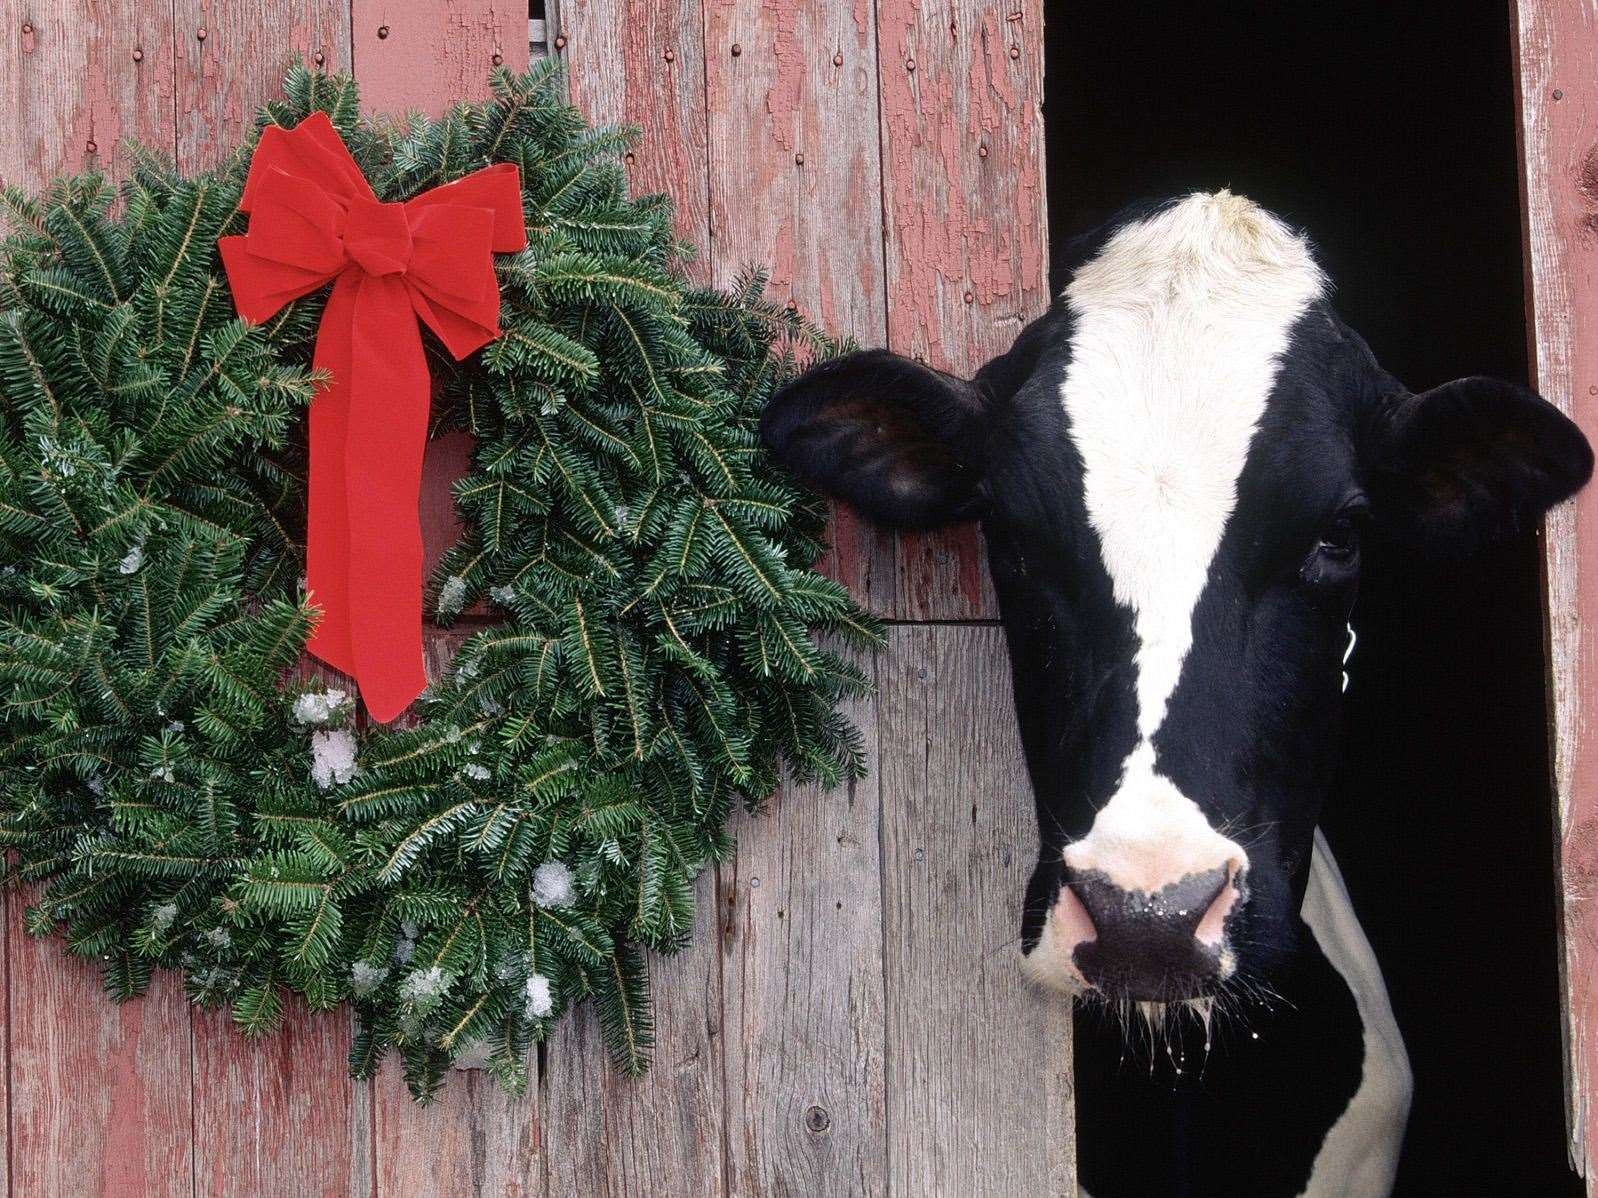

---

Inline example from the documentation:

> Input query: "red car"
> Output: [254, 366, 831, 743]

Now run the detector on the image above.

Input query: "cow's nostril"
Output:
[1063, 864, 1237, 1000]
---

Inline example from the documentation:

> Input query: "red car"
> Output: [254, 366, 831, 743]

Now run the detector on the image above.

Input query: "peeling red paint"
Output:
[762, 0, 805, 152]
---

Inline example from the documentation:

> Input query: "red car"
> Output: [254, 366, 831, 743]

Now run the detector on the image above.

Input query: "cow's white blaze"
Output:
[1056, 191, 1324, 912]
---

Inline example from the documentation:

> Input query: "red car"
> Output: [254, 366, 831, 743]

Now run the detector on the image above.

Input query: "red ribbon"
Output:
[219, 113, 526, 722]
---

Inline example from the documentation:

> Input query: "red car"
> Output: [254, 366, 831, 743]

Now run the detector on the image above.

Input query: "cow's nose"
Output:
[1064, 864, 1238, 999]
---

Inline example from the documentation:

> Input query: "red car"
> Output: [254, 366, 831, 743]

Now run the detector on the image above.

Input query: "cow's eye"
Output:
[1317, 515, 1360, 561]
[1302, 500, 1367, 585]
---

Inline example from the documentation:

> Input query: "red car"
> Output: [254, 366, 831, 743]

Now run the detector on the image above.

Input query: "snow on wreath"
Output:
[0, 63, 878, 1100]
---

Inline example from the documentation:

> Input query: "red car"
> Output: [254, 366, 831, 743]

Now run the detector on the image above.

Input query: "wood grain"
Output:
[191, 1001, 367, 1197]
[172, 0, 352, 173]
[875, 0, 1049, 621]
[558, 0, 712, 281]
[1512, 2, 1598, 1185]
[350, 0, 529, 118]
[540, 870, 724, 1195]
[373, 1058, 542, 1197]
[7, 897, 193, 1198]
[700, 0, 896, 615]
[719, 669, 889, 1197]
[877, 624, 1074, 1195]
[0, 0, 176, 190]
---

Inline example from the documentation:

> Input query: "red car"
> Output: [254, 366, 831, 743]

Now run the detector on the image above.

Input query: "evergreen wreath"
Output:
[0, 63, 878, 1099]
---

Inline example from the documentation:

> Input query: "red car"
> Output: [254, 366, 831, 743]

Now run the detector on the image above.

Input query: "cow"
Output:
[759, 192, 1594, 1198]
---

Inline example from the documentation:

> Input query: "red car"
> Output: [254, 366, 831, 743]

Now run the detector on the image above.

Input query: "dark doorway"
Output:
[1044, 3, 1576, 1194]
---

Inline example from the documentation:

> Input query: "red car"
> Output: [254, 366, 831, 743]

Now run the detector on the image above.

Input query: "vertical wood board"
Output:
[172, 0, 352, 172]
[875, 0, 1048, 621]
[6, 909, 193, 1198]
[718, 672, 889, 1197]
[558, 0, 713, 281]
[1513, 1, 1598, 1184]
[698, 0, 897, 616]
[0, 0, 176, 191]
[877, 624, 1073, 1195]
[351, 0, 529, 118]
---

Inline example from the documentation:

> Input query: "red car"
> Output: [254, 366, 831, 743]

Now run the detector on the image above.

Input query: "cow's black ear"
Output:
[760, 349, 991, 529]
[1367, 377, 1593, 554]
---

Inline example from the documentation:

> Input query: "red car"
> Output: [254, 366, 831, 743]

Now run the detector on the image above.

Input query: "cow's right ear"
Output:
[760, 349, 991, 529]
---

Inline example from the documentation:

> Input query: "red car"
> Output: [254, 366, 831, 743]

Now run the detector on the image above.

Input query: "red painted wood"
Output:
[0, 0, 176, 191]
[173, 1, 352, 173]
[560, 0, 712, 283]
[1512, 4, 1598, 1185]
[7, 893, 192, 1198]
[191, 1001, 365, 1196]
[875, 0, 1048, 620]
[698, 0, 896, 615]
[350, 0, 528, 118]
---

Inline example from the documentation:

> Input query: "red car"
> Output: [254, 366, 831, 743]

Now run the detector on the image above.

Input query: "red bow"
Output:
[219, 112, 526, 722]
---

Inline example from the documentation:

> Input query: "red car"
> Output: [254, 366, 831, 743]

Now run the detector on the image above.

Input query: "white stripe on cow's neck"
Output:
[1058, 192, 1324, 888]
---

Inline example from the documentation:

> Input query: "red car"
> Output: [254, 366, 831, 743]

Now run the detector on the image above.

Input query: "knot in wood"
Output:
[804, 1105, 831, 1133]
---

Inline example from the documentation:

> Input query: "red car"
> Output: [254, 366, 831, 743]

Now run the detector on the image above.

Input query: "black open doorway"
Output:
[1044, 3, 1576, 1193]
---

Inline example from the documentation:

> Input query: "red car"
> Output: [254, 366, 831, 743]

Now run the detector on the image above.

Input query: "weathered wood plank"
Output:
[558, 0, 712, 282]
[7, 897, 193, 1198]
[877, 624, 1073, 1195]
[373, 1058, 542, 1197]
[719, 664, 887, 1197]
[0, 0, 175, 190]
[171, 0, 351, 172]
[183, 651, 366, 1195]
[540, 869, 725, 1196]
[350, 0, 529, 118]
[699, 0, 896, 615]
[190, 1000, 363, 1196]
[875, 0, 1049, 620]
[1512, 3, 1598, 1185]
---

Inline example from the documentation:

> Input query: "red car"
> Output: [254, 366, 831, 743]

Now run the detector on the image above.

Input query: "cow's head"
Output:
[762, 192, 1592, 1012]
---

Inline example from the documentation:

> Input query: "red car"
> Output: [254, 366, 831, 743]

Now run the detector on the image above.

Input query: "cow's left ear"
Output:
[760, 349, 991, 529]
[1367, 377, 1593, 553]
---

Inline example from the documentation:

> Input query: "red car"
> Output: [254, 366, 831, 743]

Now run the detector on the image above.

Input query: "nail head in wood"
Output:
[554, 34, 566, 49]
[906, 56, 916, 71]
[377, 25, 389, 39]
[195, 27, 207, 40]
[833, 52, 843, 66]
[963, 290, 974, 304]
[132, 47, 144, 62]
[785, 299, 798, 312]
[663, 47, 674, 62]
[978, 144, 989, 158]
[21, 21, 32, 34]
[795, 153, 804, 165]
[492, 52, 503, 65]
[1553, 88, 1563, 101]
[86, 141, 98, 155]
[625, 152, 636, 165]
[731, 42, 742, 56]
[313, 50, 325, 65]
[1009, 44, 1021, 60]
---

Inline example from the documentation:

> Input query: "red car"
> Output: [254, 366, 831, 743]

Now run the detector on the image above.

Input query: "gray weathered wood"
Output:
[879, 624, 1075, 1195]
[720, 671, 889, 1197]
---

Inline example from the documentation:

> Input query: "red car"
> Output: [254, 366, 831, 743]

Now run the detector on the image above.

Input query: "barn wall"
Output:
[0, 2, 1066, 1193]
[1513, 3, 1598, 1189]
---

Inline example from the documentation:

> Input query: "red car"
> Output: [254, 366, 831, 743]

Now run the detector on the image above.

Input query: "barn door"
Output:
[1512, 2, 1598, 1185]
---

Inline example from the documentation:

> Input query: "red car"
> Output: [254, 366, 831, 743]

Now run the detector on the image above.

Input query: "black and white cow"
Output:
[761, 192, 1594, 1198]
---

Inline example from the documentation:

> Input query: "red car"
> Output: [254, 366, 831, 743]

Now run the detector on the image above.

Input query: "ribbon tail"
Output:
[345, 274, 431, 723]
[305, 271, 360, 680]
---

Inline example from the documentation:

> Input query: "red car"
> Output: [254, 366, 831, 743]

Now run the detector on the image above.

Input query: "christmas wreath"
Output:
[0, 63, 877, 1098]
